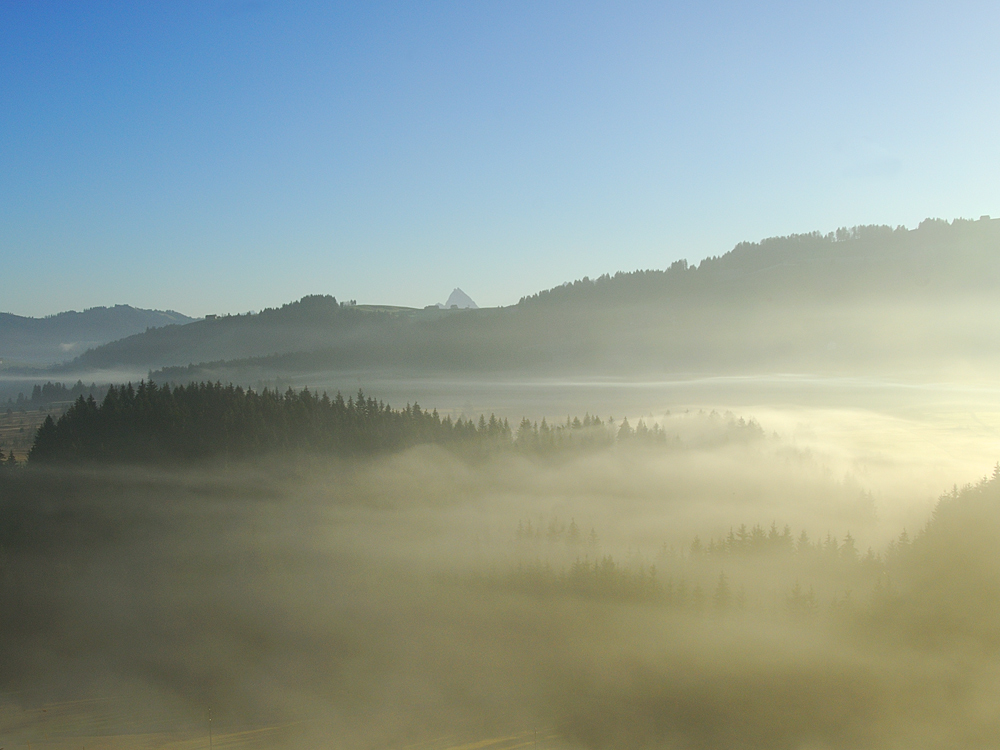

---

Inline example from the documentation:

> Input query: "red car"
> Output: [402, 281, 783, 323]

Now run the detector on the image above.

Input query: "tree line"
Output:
[29, 380, 105, 405]
[516, 216, 1000, 309]
[27, 381, 505, 463]
[25, 381, 676, 465]
[495, 466, 1000, 634]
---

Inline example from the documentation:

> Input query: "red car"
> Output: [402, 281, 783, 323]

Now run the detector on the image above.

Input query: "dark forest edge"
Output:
[20, 381, 736, 465]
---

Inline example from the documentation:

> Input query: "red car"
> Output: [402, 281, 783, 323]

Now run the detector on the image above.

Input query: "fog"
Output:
[296, 373, 1000, 528]
[4, 392, 1000, 748]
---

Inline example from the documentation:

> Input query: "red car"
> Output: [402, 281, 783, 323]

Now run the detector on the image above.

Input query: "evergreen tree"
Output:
[713, 572, 731, 611]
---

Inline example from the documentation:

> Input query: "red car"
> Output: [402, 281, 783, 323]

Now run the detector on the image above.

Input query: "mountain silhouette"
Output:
[439, 288, 478, 309]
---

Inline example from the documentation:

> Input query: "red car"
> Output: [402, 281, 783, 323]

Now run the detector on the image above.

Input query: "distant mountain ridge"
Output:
[0, 304, 194, 365]
[43, 216, 1000, 378]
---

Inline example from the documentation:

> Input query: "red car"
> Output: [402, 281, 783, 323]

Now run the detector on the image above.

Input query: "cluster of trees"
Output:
[5, 391, 38, 408]
[2, 384, 100, 410]
[516, 517, 597, 546]
[28, 381, 520, 464]
[499, 508, 940, 621]
[866, 465, 1000, 644]
[690, 522, 793, 556]
[512, 414, 693, 450]
[501, 557, 662, 603]
[500, 523, 888, 617]
[29, 380, 103, 405]
[690, 522, 882, 569]
[513, 414, 659, 450]
[25, 381, 685, 465]
[500, 557, 754, 613]
[685, 522, 907, 618]
[27, 381, 703, 465]
[499, 467, 1000, 632]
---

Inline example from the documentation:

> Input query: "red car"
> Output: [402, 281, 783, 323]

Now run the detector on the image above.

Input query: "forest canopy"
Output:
[24, 381, 684, 464]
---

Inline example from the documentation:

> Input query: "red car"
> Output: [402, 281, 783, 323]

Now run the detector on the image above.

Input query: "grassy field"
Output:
[0, 697, 291, 749]
[0, 699, 571, 750]
[0, 406, 62, 462]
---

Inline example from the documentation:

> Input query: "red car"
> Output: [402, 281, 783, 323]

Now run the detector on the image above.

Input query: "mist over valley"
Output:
[3, 218, 1000, 749]
[5, 4, 1000, 746]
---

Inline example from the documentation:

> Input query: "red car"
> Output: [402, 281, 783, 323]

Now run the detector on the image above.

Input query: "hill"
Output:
[67, 296, 419, 372]
[58, 217, 1000, 379]
[0, 305, 195, 366]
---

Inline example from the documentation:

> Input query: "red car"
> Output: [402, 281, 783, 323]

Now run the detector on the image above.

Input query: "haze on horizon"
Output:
[3, 1, 1000, 318]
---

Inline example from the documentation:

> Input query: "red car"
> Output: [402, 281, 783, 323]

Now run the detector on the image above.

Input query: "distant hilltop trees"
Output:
[29, 381, 104, 405]
[3, 381, 105, 411]
[517, 216, 1000, 308]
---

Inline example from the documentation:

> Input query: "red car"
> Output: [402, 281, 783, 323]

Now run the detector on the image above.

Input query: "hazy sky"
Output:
[2, 1, 998, 317]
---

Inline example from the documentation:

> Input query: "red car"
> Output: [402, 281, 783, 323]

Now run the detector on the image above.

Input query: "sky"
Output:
[2, 1, 999, 317]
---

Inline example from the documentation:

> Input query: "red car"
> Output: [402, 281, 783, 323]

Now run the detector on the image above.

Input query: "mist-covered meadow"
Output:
[3, 388, 1000, 749]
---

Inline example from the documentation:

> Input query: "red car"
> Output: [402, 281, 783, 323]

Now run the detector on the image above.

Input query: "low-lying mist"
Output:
[2, 408, 1000, 748]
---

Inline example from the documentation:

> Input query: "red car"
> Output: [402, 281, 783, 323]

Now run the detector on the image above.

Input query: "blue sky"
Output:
[2, 1, 998, 317]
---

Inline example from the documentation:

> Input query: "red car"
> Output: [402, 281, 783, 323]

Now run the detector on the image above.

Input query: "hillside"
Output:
[67, 296, 418, 371]
[0, 305, 195, 366]
[59, 217, 1000, 379]
[518, 218, 1000, 308]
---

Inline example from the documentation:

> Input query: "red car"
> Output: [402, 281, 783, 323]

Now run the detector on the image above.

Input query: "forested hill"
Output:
[62, 217, 1000, 378]
[517, 217, 1000, 309]
[69, 295, 411, 372]
[0, 304, 194, 365]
